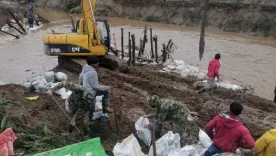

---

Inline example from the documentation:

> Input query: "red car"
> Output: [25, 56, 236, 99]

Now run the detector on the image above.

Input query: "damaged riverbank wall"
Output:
[32, 0, 276, 37]
[1, 0, 276, 36]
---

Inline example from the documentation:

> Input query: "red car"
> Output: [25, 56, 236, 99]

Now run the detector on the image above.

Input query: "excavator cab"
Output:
[96, 19, 111, 52]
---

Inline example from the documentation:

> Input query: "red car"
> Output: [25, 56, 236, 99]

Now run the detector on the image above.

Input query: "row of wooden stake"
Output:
[117, 27, 172, 66]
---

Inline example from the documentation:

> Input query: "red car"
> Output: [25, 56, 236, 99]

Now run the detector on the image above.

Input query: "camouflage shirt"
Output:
[151, 98, 188, 128]
[51, 82, 96, 122]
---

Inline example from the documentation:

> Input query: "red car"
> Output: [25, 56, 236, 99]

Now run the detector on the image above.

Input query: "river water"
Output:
[0, 8, 275, 100]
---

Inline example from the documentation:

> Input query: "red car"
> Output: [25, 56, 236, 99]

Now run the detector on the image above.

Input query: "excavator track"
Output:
[58, 53, 124, 73]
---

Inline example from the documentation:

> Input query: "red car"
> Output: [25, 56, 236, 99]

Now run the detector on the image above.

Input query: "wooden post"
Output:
[131, 34, 135, 66]
[138, 39, 143, 57]
[7, 22, 23, 34]
[150, 28, 154, 58]
[121, 28, 124, 59]
[7, 8, 26, 34]
[154, 36, 158, 63]
[0, 30, 19, 39]
[140, 27, 147, 56]
[151, 126, 157, 156]
[162, 44, 167, 63]
[199, 0, 209, 61]
[113, 33, 118, 56]
[128, 32, 131, 65]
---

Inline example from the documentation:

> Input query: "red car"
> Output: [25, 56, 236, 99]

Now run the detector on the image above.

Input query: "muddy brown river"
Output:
[0, 8, 275, 100]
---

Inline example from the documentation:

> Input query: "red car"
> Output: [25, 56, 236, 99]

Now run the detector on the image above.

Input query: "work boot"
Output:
[103, 107, 113, 113]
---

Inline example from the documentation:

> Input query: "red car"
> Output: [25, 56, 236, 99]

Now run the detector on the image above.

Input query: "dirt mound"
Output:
[1, 65, 275, 155]
[0, 84, 67, 132]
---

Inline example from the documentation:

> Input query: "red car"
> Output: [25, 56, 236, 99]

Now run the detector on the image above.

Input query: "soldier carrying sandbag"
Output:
[143, 95, 189, 141]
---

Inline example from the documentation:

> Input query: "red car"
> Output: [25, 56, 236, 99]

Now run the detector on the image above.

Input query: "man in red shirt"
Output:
[204, 102, 255, 156]
[199, 53, 221, 94]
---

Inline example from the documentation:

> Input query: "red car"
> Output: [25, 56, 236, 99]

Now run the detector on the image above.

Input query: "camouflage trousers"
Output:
[156, 108, 188, 140]
[69, 111, 90, 136]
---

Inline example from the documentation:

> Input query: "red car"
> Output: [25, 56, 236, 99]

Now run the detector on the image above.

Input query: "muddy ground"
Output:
[0, 64, 275, 155]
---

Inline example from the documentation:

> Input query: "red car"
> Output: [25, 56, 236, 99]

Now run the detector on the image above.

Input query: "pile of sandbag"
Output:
[113, 116, 241, 156]
[22, 71, 68, 93]
[161, 60, 207, 80]
[162, 60, 241, 91]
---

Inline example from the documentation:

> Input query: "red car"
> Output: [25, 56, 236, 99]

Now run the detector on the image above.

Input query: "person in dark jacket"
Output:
[204, 102, 255, 156]
[28, 12, 34, 28]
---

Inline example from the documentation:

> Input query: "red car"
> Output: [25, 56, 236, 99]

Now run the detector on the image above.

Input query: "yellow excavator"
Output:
[43, 0, 119, 72]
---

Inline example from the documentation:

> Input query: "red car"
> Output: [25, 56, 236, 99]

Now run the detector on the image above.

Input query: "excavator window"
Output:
[96, 20, 110, 51]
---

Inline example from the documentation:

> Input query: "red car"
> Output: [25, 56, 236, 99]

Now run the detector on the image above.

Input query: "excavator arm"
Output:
[81, 0, 101, 46]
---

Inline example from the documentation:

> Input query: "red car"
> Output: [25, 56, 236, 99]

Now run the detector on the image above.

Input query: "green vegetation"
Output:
[0, 92, 77, 155]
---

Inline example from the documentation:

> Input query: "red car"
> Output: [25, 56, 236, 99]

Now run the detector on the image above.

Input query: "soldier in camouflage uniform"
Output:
[47, 81, 96, 136]
[144, 95, 189, 139]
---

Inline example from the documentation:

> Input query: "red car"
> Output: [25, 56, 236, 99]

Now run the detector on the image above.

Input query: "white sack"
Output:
[148, 131, 181, 156]
[113, 134, 146, 156]
[199, 129, 212, 148]
[135, 117, 151, 147]
[22, 82, 33, 93]
[167, 65, 176, 70]
[163, 68, 172, 73]
[163, 60, 174, 67]
[55, 72, 68, 82]
[92, 110, 103, 120]
[45, 71, 55, 83]
[175, 65, 186, 71]
[54, 88, 66, 96]
[174, 60, 185, 66]
[61, 91, 72, 100]
[197, 72, 206, 80]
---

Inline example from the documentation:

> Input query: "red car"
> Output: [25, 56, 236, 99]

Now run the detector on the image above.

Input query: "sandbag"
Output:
[163, 60, 174, 67]
[113, 134, 146, 156]
[0, 128, 17, 156]
[92, 110, 103, 120]
[175, 65, 186, 71]
[180, 72, 188, 78]
[163, 68, 171, 73]
[54, 88, 66, 96]
[55, 72, 68, 82]
[148, 131, 181, 156]
[61, 91, 72, 100]
[22, 81, 34, 93]
[65, 98, 70, 113]
[167, 65, 176, 70]
[174, 60, 185, 66]
[135, 117, 151, 147]
[31, 75, 48, 92]
[197, 72, 206, 80]
[45, 71, 55, 83]
[199, 129, 212, 148]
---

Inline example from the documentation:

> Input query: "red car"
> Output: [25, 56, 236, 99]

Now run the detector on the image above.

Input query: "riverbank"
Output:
[28, 0, 276, 37]
[2, 0, 276, 37]
[1, 63, 275, 155]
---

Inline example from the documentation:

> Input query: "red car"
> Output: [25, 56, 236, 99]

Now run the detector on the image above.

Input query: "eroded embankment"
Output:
[1, 64, 275, 155]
